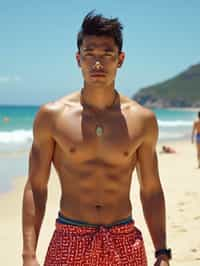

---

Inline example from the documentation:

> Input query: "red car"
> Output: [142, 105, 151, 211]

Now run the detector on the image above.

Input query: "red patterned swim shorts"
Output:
[44, 218, 147, 266]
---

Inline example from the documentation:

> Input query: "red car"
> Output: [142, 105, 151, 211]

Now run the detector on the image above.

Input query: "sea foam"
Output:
[0, 129, 33, 144]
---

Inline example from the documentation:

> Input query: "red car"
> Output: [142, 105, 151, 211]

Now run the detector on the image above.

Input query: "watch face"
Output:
[155, 249, 172, 259]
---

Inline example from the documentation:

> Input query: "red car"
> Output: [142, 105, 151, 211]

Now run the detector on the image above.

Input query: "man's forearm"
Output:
[191, 133, 194, 143]
[140, 189, 167, 250]
[22, 181, 47, 258]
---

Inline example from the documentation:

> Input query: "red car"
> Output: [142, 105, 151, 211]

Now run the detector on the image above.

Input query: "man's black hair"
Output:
[198, 111, 200, 118]
[77, 11, 123, 53]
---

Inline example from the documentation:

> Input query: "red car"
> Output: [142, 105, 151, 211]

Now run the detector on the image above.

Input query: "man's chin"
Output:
[90, 76, 106, 81]
[87, 79, 108, 85]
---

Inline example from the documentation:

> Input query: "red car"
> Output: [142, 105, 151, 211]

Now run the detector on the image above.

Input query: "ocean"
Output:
[0, 105, 197, 194]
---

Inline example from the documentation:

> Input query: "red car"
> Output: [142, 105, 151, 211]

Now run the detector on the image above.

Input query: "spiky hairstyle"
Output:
[77, 11, 123, 52]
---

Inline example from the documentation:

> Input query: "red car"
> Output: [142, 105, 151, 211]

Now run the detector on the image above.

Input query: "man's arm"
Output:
[191, 121, 196, 143]
[22, 105, 55, 265]
[136, 111, 170, 265]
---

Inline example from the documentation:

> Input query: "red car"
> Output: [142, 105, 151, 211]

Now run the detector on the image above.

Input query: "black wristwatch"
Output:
[155, 248, 172, 260]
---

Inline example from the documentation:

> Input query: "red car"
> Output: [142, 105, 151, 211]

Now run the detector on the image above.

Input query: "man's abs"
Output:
[53, 154, 135, 225]
[59, 197, 132, 225]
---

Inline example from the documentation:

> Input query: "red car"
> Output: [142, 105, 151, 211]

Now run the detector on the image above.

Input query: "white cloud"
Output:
[0, 75, 22, 83]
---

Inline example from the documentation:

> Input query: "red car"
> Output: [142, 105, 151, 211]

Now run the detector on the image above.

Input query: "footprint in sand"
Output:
[194, 216, 200, 220]
[178, 228, 187, 232]
[185, 192, 198, 198]
[191, 248, 198, 253]
[171, 224, 187, 233]
[189, 249, 200, 262]
[178, 201, 186, 206]
[171, 224, 180, 228]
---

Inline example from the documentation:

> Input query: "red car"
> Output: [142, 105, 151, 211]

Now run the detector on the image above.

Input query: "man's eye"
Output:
[85, 53, 93, 56]
[104, 53, 112, 56]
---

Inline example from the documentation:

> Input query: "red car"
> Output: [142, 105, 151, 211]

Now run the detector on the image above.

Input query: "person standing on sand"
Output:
[22, 11, 171, 266]
[191, 111, 200, 168]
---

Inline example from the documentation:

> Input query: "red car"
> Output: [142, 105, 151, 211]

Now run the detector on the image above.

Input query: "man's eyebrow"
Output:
[82, 47, 115, 52]
[82, 47, 93, 51]
[104, 48, 115, 52]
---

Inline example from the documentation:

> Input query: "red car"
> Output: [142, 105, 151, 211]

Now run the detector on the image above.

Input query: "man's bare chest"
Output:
[53, 108, 143, 165]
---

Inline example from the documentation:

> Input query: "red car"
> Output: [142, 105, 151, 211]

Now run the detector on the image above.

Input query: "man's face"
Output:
[76, 35, 125, 87]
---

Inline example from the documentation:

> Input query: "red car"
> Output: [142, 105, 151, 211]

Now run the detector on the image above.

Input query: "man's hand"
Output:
[154, 256, 170, 266]
[23, 256, 40, 266]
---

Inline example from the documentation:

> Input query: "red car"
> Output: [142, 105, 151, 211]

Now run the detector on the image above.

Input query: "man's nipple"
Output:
[69, 147, 76, 153]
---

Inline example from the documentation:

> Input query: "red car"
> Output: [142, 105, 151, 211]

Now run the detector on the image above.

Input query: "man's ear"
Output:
[76, 52, 81, 67]
[118, 52, 125, 68]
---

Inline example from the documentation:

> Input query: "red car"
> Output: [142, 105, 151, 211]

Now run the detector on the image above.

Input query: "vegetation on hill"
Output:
[133, 63, 200, 107]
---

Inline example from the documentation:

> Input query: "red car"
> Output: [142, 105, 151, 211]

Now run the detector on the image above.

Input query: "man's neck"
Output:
[81, 84, 118, 111]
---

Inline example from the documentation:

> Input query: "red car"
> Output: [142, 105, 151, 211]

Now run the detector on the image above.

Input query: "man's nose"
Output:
[92, 61, 104, 70]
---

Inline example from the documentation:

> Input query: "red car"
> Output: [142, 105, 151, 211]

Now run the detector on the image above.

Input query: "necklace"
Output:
[96, 125, 104, 137]
[80, 89, 118, 137]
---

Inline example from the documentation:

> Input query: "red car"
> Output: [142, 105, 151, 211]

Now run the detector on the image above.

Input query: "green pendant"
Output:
[96, 126, 103, 136]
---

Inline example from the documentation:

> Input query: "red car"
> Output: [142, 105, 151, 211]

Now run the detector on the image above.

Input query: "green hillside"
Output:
[133, 63, 200, 107]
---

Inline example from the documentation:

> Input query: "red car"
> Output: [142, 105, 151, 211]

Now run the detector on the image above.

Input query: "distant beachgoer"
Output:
[191, 111, 200, 168]
[161, 145, 176, 154]
[3, 116, 10, 123]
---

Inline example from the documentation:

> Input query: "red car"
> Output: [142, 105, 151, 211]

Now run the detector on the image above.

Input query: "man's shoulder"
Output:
[122, 96, 156, 121]
[33, 102, 59, 134]
[123, 98, 158, 140]
[194, 119, 200, 125]
[35, 102, 63, 123]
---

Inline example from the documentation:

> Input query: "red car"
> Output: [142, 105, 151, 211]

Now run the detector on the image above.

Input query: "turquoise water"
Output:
[0, 105, 197, 193]
[0, 105, 196, 145]
[0, 105, 38, 131]
[154, 108, 196, 140]
[0, 106, 38, 193]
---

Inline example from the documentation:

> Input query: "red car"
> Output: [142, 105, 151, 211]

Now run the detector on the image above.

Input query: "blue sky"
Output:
[0, 0, 199, 105]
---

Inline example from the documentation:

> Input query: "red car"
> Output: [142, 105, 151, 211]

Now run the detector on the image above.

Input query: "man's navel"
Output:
[69, 147, 76, 153]
[123, 151, 129, 156]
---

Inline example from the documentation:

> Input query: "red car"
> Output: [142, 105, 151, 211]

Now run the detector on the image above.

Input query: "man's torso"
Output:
[194, 119, 200, 134]
[44, 91, 148, 224]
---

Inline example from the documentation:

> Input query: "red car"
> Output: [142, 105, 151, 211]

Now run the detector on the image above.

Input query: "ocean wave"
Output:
[0, 129, 33, 144]
[159, 131, 189, 140]
[158, 120, 193, 127]
[0, 124, 191, 146]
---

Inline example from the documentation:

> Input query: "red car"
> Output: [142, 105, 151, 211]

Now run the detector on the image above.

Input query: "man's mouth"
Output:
[90, 71, 106, 77]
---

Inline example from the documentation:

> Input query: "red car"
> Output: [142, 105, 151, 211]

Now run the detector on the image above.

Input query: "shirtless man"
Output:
[192, 111, 200, 168]
[22, 11, 171, 266]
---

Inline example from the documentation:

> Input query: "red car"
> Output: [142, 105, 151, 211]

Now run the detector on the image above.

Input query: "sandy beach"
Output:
[0, 140, 200, 265]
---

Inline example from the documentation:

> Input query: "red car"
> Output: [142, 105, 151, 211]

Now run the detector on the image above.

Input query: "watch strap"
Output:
[155, 248, 172, 260]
